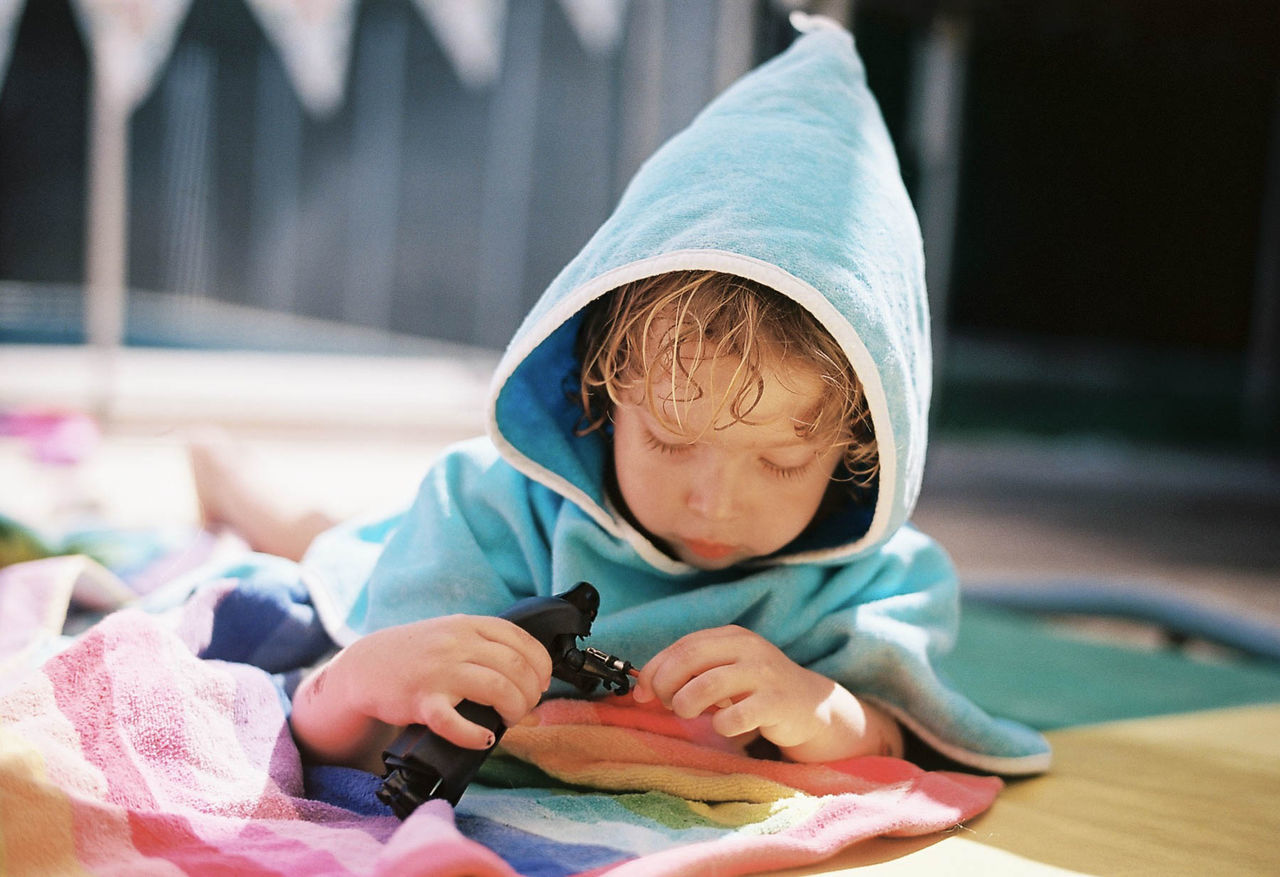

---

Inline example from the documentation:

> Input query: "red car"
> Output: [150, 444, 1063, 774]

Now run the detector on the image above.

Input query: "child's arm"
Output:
[290, 615, 553, 773]
[632, 625, 903, 762]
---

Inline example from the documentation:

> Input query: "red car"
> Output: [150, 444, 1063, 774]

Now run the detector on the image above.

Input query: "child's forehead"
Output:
[639, 352, 826, 443]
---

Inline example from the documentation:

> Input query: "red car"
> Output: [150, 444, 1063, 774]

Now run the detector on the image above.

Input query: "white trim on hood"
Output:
[486, 248, 897, 566]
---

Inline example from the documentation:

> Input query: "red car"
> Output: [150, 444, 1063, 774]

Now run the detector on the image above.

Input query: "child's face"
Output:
[611, 351, 841, 570]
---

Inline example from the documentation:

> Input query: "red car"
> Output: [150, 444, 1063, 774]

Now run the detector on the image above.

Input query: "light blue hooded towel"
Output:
[304, 19, 1051, 775]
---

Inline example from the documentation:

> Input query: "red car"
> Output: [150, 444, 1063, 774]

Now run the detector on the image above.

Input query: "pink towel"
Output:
[0, 608, 512, 875]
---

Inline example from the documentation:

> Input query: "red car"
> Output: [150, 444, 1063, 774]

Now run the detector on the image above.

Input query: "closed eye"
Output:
[761, 458, 813, 480]
[643, 430, 692, 455]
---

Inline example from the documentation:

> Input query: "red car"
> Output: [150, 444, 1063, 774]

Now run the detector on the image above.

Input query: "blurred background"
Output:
[1, 1, 1278, 639]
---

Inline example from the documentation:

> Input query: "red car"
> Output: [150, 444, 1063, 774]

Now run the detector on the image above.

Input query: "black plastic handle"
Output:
[376, 582, 629, 816]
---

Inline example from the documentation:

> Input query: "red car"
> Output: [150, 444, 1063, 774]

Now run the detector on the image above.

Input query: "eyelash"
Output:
[761, 459, 812, 480]
[643, 431, 811, 479]
[643, 432, 690, 455]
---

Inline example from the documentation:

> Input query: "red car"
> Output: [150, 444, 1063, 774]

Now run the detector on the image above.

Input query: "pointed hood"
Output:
[490, 19, 930, 569]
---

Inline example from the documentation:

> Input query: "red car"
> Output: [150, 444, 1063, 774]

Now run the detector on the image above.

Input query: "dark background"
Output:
[2, 0, 1277, 453]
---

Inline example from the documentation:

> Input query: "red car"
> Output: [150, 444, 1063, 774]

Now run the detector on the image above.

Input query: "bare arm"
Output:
[291, 658, 401, 773]
[773, 684, 903, 762]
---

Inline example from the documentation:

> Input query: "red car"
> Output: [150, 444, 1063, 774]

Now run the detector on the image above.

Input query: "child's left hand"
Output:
[632, 625, 902, 761]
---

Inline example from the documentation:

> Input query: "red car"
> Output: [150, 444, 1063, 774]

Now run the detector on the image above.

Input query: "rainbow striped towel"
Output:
[453, 698, 1002, 875]
[0, 556, 1000, 875]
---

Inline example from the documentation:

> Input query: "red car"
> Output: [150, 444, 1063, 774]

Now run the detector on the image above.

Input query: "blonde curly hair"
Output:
[576, 270, 878, 486]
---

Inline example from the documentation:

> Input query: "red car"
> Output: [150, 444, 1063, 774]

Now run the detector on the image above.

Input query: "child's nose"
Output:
[685, 464, 738, 520]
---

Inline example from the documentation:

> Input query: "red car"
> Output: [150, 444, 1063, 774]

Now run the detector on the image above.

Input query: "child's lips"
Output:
[683, 538, 736, 561]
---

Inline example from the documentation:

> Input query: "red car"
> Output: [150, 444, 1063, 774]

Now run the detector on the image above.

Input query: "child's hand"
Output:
[632, 625, 902, 761]
[347, 615, 553, 746]
[632, 625, 830, 746]
[291, 614, 552, 769]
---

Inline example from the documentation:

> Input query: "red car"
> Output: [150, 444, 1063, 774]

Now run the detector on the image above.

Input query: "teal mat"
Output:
[940, 603, 1280, 731]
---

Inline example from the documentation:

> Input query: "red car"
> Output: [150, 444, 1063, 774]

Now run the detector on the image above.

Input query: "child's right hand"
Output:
[291, 614, 553, 768]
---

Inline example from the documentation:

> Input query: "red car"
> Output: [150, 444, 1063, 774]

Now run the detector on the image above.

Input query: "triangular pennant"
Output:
[411, 0, 507, 89]
[557, 0, 627, 57]
[0, 0, 25, 98]
[243, 0, 359, 118]
[69, 0, 192, 111]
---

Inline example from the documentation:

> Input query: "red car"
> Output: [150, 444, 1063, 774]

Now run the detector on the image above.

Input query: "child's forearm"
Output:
[290, 655, 401, 774]
[777, 686, 903, 763]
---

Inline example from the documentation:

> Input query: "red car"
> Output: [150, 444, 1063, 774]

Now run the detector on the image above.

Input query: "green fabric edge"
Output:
[941, 601, 1280, 730]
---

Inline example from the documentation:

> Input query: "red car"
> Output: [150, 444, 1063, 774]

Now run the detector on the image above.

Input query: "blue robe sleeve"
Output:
[780, 527, 1051, 773]
[303, 439, 563, 642]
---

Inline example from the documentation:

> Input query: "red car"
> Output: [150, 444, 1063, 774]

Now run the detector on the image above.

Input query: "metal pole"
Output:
[909, 14, 970, 401]
[83, 79, 129, 415]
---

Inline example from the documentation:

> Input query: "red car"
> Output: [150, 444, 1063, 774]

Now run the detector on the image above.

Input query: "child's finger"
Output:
[668, 664, 747, 719]
[708, 695, 764, 739]
[631, 677, 656, 703]
[471, 616, 554, 688]
[633, 640, 678, 704]
[416, 694, 499, 751]
[456, 663, 545, 727]
[459, 636, 550, 706]
[643, 633, 744, 709]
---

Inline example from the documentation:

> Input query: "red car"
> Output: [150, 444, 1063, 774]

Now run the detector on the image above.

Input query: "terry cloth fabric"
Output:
[0, 605, 509, 877]
[0, 556, 1000, 876]
[0, 555, 139, 677]
[455, 697, 1001, 876]
[303, 17, 1050, 775]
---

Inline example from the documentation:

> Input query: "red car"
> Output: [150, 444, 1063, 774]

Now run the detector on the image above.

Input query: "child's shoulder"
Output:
[423, 436, 565, 507]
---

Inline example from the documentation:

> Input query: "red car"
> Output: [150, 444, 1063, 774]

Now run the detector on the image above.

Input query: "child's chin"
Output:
[680, 550, 746, 571]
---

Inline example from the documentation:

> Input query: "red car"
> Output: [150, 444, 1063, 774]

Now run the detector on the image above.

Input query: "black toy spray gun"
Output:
[377, 581, 636, 817]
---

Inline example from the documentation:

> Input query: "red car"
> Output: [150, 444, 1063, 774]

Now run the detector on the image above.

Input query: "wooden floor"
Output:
[782, 704, 1280, 875]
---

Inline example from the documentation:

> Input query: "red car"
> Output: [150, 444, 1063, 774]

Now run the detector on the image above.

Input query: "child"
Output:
[290, 17, 1051, 777]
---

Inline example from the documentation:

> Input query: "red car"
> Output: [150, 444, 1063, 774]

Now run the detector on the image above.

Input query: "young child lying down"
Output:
[196, 17, 1051, 780]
